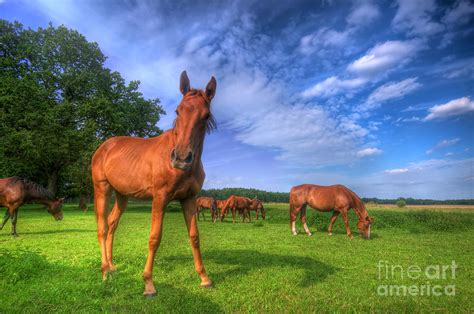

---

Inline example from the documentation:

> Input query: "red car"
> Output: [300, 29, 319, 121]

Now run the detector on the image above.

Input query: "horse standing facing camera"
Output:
[91, 71, 217, 296]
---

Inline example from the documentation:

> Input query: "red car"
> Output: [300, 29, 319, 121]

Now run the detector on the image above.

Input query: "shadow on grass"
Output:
[0, 248, 223, 312]
[166, 249, 337, 288]
[3, 228, 96, 236]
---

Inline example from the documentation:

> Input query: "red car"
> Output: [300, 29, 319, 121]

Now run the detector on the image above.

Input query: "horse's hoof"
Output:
[200, 281, 213, 288]
[292, 232, 298, 236]
[307, 233, 312, 237]
[109, 265, 117, 273]
[349, 235, 354, 240]
[143, 291, 157, 298]
[11, 233, 18, 237]
[328, 233, 333, 236]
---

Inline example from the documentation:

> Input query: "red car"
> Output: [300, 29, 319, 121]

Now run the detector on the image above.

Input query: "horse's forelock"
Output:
[173, 89, 216, 133]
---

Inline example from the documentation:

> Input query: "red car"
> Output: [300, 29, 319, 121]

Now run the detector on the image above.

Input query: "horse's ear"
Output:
[58, 197, 65, 203]
[206, 76, 216, 100]
[180, 71, 190, 95]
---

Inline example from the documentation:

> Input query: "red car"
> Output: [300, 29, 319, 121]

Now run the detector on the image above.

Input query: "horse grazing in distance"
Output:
[0, 177, 64, 236]
[91, 71, 216, 297]
[221, 195, 253, 223]
[196, 196, 218, 223]
[289, 184, 373, 239]
[216, 199, 228, 220]
[249, 197, 265, 220]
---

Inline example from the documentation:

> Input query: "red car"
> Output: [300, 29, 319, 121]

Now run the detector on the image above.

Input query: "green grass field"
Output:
[1, 203, 473, 312]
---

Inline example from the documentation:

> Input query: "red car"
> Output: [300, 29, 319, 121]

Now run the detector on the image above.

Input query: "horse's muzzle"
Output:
[170, 148, 193, 170]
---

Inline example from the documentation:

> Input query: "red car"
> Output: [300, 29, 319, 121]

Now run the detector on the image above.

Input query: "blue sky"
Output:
[1, 0, 473, 199]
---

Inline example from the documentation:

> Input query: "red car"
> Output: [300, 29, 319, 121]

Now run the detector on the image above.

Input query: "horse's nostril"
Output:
[185, 152, 193, 163]
[171, 149, 177, 161]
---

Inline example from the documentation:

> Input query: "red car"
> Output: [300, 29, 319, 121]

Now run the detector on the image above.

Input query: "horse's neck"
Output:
[352, 197, 368, 220]
[27, 196, 52, 206]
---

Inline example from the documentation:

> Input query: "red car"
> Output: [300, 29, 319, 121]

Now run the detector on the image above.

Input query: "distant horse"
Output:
[91, 71, 217, 296]
[216, 199, 227, 217]
[196, 196, 218, 223]
[248, 197, 265, 220]
[289, 184, 373, 239]
[0, 177, 64, 236]
[221, 195, 253, 223]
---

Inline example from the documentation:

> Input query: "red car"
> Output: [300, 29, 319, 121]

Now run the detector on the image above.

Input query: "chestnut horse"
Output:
[221, 195, 253, 223]
[91, 71, 216, 296]
[196, 196, 218, 223]
[0, 177, 64, 236]
[289, 184, 373, 239]
[249, 197, 265, 220]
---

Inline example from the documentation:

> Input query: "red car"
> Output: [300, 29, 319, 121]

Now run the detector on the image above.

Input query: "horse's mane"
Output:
[12, 177, 55, 201]
[173, 89, 217, 134]
[347, 188, 367, 219]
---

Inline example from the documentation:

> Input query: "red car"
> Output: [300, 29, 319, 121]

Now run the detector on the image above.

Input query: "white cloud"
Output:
[357, 147, 382, 157]
[347, 1, 380, 27]
[392, 0, 444, 36]
[384, 168, 409, 174]
[358, 77, 421, 112]
[424, 97, 474, 121]
[443, 0, 474, 26]
[426, 138, 460, 154]
[347, 40, 424, 79]
[301, 76, 366, 99]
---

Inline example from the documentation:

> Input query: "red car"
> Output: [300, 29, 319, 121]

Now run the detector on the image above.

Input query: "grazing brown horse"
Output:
[0, 177, 64, 236]
[91, 71, 216, 296]
[249, 197, 265, 220]
[289, 184, 373, 239]
[221, 195, 253, 223]
[196, 196, 218, 223]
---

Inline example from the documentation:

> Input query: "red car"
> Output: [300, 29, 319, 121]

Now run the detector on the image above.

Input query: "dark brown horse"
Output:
[221, 195, 253, 223]
[91, 71, 216, 296]
[289, 184, 373, 239]
[0, 177, 64, 236]
[196, 196, 218, 223]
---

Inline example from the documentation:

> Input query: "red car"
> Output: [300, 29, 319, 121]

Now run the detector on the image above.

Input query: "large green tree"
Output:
[0, 20, 164, 197]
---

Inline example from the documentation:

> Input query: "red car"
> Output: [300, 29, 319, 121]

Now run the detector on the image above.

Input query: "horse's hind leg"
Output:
[338, 207, 353, 239]
[300, 205, 312, 236]
[93, 181, 112, 280]
[328, 211, 340, 236]
[0, 208, 10, 230]
[290, 203, 304, 236]
[106, 192, 128, 272]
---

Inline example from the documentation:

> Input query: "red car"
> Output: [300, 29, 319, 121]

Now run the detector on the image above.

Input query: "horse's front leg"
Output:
[181, 197, 212, 288]
[328, 211, 340, 236]
[0, 208, 10, 230]
[10, 208, 19, 236]
[143, 195, 167, 297]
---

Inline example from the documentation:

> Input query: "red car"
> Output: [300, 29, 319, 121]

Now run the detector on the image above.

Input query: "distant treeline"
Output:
[199, 188, 474, 205]
[199, 188, 289, 203]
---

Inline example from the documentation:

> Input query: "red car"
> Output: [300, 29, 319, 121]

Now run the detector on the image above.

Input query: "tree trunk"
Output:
[47, 171, 59, 195]
[79, 193, 88, 212]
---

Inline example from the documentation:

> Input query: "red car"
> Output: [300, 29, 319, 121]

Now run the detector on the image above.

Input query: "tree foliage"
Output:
[0, 20, 164, 197]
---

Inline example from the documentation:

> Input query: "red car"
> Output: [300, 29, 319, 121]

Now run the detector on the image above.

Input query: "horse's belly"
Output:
[105, 164, 154, 199]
